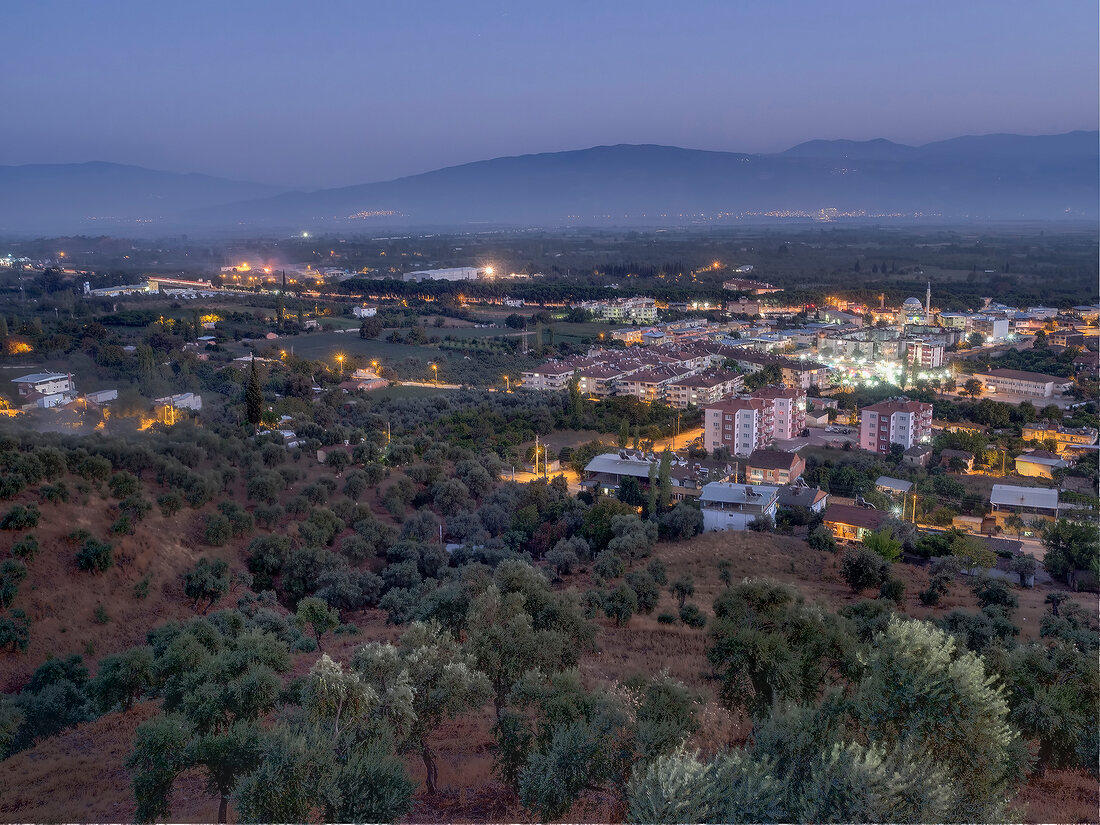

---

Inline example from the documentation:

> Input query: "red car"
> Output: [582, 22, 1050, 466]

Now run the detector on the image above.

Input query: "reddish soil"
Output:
[1, 494, 1095, 822]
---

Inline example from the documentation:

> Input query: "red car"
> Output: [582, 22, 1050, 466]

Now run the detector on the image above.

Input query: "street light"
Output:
[430, 363, 438, 384]
[371, 360, 379, 374]
[335, 353, 345, 374]
[503, 375, 510, 392]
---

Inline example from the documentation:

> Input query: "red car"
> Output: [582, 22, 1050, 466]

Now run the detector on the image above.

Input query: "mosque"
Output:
[902, 283, 933, 323]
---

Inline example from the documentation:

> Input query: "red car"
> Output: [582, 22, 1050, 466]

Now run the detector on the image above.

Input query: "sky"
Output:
[3, 0, 1097, 189]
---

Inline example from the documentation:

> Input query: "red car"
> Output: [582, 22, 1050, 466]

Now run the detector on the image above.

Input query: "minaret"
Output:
[925, 281, 931, 315]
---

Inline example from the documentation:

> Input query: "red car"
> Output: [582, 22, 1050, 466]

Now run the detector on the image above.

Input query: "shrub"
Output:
[133, 575, 151, 600]
[807, 524, 836, 553]
[1, 504, 40, 530]
[0, 609, 30, 652]
[656, 612, 677, 625]
[840, 547, 889, 593]
[878, 577, 906, 605]
[156, 491, 183, 517]
[593, 549, 625, 580]
[679, 603, 707, 628]
[110, 514, 134, 535]
[76, 538, 113, 573]
[182, 557, 230, 613]
[203, 513, 233, 547]
[0, 559, 28, 608]
[10, 534, 39, 561]
[747, 514, 774, 533]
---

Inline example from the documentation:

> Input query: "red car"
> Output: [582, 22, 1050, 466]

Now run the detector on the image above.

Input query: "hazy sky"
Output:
[3, 0, 1097, 188]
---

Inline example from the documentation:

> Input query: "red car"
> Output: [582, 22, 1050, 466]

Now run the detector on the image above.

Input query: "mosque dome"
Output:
[902, 296, 923, 311]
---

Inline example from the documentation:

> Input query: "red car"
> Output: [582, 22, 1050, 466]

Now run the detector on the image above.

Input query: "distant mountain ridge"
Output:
[1, 131, 1096, 234]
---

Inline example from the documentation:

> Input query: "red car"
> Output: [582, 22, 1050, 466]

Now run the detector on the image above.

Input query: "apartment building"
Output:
[664, 369, 743, 409]
[615, 366, 697, 403]
[519, 362, 576, 391]
[905, 340, 945, 369]
[704, 398, 771, 456]
[750, 385, 806, 440]
[859, 399, 933, 455]
[974, 369, 1073, 398]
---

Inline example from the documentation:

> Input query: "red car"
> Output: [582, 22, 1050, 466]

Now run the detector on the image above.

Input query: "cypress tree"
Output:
[246, 356, 263, 425]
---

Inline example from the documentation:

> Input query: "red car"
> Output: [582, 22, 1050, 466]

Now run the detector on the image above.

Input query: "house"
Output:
[1022, 421, 1099, 455]
[339, 377, 388, 392]
[822, 504, 890, 542]
[875, 476, 913, 496]
[939, 449, 975, 472]
[700, 483, 779, 531]
[583, 451, 735, 502]
[154, 392, 202, 411]
[13, 372, 77, 408]
[805, 409, 830, 428]
[1014, 450, 1069, 480]
[776, 484, 828, 513]
[84, 389, 118, 404]
[989, 484, 1060, 522]
[747, 449, 805, 485]
[352, 305, 377, 318]
[901, 445, 933, 468]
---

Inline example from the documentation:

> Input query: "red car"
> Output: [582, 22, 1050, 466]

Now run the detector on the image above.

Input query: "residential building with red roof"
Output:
[859, 398, 932, 455]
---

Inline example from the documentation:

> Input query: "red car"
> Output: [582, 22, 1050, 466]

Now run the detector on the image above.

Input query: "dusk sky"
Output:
[4, 0, 1097, 189]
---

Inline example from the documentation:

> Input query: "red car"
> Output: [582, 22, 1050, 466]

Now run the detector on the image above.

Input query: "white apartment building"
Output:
[664, 370, 743, 409]
[906, 340, 945, 369]
[578, 297, 658, 324]
[750, 386, 807, 440]
[705, 398, 771, 456]
[859, 399, 932, 455]
[520, 363, 576, 391]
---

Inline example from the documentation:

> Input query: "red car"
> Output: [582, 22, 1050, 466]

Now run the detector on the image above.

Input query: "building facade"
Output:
[705, 398, 770, 456]
[859, 399, 932, 455]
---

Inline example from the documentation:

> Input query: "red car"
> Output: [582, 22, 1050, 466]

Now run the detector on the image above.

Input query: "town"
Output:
[1, 227, 1097, 823]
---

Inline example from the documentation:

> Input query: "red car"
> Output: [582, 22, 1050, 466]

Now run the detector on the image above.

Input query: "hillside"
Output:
[2, 131, 1096, 235]
[1, 518, 1096, 823]
[0, 162, 282, 235]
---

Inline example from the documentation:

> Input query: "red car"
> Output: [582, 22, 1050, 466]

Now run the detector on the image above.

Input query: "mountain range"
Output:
[2, 131, 1096, 235]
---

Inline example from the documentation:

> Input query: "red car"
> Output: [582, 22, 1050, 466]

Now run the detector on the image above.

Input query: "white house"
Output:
[352, 306, 378, 318]
[12, 372, 74, 398]
[700, 482, 779, 531]
[154, 392, 203, 411]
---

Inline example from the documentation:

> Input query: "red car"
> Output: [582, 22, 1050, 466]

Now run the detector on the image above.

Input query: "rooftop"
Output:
[990, 484, 1059, 510]
[823, 503, 890, 531]
[12, 372, 68, 384]
[700, 482, 780, 506]
[748, 449, 803, 471]
[980, 368, 1071, 383]
[875, 476, 913, 493]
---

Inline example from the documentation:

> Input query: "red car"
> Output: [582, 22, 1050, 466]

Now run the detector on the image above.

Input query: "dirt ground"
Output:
[1, 513, 1096, 823]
